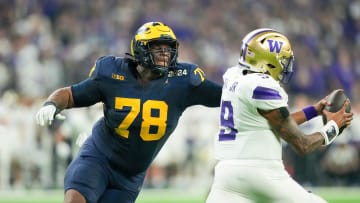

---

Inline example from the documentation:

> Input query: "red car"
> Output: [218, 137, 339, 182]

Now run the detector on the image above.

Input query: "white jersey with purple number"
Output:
[215, 66, 288, 161]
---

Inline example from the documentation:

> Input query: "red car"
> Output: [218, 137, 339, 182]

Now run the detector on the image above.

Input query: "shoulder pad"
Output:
[190, 66, 206, 86]
[252, 86, 282, 100]
[250, 80, 288, 110]
[88, 56, 124, 78]
[178, 62, 206, 86]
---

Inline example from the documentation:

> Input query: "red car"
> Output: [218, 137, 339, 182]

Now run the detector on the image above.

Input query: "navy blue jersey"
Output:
[71, 56, 221, 174]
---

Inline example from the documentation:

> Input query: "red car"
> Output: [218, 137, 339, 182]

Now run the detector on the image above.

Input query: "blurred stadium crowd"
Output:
[0, 0, 360, 191]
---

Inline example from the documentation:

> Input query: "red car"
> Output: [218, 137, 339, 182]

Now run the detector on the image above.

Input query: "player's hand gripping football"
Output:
[322, 99, 353, 130]
[320, 99, 353, 145]
[313, 96, 329, 115]
[36, 103, 66, 126]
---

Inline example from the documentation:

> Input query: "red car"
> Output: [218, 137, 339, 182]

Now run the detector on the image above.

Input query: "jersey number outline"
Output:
[114, 97, 168, 141]
[218, 100, 238, 141]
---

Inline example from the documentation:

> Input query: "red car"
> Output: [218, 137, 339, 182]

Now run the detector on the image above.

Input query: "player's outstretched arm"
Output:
[259, 107, 323, 155]
[45, 87, 74, 110]
[259, 102, 352, 155]
[188, 79, 222, 107]
[36, 87, 74, 126]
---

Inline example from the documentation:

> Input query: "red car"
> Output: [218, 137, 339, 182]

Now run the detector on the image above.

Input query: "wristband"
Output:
[303, 106, 317, 121]
[43, 101, 57, 107]
[320, 120, 339, 146]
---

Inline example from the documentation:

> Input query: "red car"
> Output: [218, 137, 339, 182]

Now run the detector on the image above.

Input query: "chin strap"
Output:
[151, 65, 168, 78]
[125, 52, 135, 58]
[320, 120, 339, 146]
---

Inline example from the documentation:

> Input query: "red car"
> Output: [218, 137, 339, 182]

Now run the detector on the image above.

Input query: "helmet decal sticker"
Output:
[267, 40, 283, 53]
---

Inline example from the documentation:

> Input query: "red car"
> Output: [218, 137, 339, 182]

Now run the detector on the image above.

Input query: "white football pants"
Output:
[206, 160, 327, 203]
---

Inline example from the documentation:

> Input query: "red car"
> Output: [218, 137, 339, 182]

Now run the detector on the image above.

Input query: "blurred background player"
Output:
[206, 28, 353, 203]
[35, 22, 222, 203]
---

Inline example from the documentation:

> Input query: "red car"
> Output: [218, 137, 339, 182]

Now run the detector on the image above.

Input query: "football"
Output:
[322, 89, 351, 134]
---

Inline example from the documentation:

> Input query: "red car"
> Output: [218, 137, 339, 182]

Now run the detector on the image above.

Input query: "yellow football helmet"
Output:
[130, 22, 179, 76]
[238, 28, 295, 83]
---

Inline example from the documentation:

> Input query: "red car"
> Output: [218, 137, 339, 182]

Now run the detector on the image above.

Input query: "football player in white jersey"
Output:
[206, 28, 353, 203]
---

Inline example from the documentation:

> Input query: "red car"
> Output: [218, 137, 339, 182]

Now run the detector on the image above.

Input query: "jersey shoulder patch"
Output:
[181, 62, 206, 86]
[170, 62, 206, 86]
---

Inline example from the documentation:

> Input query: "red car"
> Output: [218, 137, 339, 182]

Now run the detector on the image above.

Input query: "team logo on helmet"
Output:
[238, 28, 295, 83]
[267, 40, 283, 53]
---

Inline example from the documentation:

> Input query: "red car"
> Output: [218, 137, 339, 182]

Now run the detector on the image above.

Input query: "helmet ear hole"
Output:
[267, 64, 276, 69]
[240, 49, 244, 58]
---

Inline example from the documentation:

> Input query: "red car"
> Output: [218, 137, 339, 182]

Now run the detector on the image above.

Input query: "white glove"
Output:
[35, 104, 66, 126]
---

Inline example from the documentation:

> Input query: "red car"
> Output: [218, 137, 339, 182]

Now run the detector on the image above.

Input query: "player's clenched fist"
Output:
[36, 102, 65, 126]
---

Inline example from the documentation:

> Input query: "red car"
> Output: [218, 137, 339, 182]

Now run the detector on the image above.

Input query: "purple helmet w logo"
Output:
[267, 40, 283, 53]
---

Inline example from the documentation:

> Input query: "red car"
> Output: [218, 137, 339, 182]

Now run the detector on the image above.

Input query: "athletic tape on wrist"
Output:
[303, 105, 317, 121]
[320, 120, 339, 146]
[43, 101, 61, 115]
[43, 101, 57, 107]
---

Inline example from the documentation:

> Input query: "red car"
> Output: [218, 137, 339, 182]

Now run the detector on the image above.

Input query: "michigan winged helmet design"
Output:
[238, 28, 295, 83]
[130, 22, 179, 76]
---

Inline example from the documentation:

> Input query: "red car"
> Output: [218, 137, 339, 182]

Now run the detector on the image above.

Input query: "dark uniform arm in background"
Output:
[185, 65, 222, 107]
[188, 79, 222, 107]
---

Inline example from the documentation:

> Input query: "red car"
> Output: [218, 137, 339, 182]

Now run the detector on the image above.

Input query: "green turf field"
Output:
[0, 187, 359, 203]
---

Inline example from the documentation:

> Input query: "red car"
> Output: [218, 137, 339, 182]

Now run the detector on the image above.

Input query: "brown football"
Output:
[322, 89, 351, 134]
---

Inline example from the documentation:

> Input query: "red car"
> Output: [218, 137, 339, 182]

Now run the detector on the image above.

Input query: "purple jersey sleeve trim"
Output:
[252, 86, 282, 100]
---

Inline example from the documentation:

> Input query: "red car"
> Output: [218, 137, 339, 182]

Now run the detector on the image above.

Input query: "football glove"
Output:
[35, 102, 66, 126]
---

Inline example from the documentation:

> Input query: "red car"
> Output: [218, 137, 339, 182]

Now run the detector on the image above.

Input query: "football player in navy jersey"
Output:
[36, 22, 222, 203]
